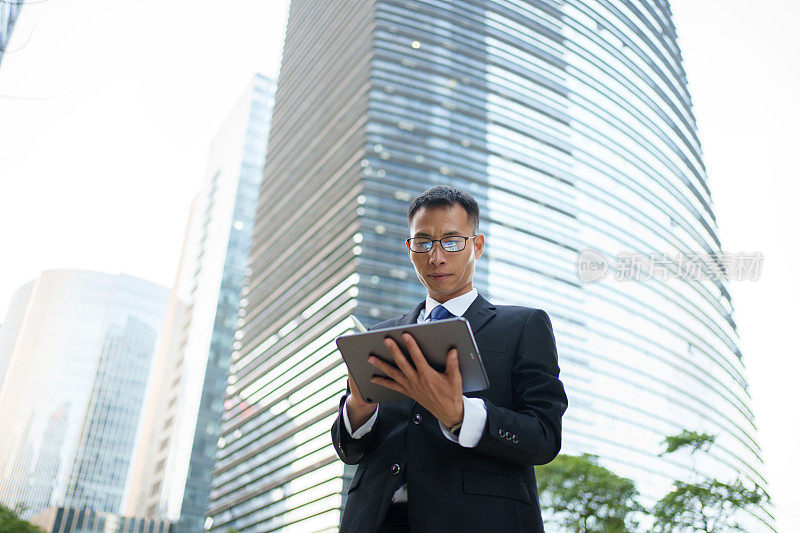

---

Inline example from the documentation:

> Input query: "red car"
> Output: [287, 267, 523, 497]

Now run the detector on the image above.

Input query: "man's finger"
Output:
[347, 372, 364, 401]
[370, 376, 408, 395]
[383, 337, 417, 377]
[368, 355, 405, 383]
[400, 332, 432, 373]
[445, 349, 462, 386]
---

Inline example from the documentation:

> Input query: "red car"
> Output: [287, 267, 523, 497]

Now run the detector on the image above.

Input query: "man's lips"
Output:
[428, 273, 452, 280]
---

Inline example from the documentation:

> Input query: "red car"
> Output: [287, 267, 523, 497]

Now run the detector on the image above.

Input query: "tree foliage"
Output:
[653, 432, 770, 532]
[0, 503, 45, 532]
[537, 453, 642, 533]
[660, 430, 716, 456]
[653, 479, 769, 532]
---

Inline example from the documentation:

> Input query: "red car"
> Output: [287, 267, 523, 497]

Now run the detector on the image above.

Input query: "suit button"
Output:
[498, 429, 505, 438]
[413, 413, 422, 424]
[505, 433, 512, 441]
[391, 464, 401, 475]
[511, 435, 518, 444]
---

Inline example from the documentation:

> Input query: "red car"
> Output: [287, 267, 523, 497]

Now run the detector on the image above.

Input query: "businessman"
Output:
[331, 185, 568, 532]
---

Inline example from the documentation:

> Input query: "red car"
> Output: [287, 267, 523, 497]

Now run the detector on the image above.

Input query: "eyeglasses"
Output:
[406, 235, 476, 253]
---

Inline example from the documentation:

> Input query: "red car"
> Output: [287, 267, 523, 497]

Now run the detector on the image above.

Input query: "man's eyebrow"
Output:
[412, 230, 462, 238]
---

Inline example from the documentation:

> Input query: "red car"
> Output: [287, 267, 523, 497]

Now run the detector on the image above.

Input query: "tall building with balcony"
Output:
[208, 1, 771, 531]
[0, 270, 168, 517]
[0, 0, 23, 67]
[123, 74, 276, 533]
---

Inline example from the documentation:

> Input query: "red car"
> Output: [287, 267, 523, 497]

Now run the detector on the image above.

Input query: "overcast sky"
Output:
[0, 0, 797, 529]
[670, 0, 800, 528]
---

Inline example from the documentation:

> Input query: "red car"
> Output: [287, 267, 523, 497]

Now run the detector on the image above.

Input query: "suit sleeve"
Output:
[473, 309, 567, 466]
[331, 389, 377, 465]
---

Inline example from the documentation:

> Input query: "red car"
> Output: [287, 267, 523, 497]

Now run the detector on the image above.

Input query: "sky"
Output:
[0, 0, 797, 529]
[0, 0, 290, 303]
[671, 0, 800, 527]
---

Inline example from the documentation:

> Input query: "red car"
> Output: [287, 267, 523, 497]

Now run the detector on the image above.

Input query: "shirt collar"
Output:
[421, 288, 479, 321]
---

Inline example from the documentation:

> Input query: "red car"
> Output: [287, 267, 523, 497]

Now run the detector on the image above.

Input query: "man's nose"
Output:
[428, 243, 447, 265]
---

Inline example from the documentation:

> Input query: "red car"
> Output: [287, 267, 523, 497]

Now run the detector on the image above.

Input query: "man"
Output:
[331, 185, 567, 532]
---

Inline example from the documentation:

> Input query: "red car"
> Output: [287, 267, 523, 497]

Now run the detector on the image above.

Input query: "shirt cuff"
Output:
[342, 394, 379, 439]
[439, 396, 487, 448]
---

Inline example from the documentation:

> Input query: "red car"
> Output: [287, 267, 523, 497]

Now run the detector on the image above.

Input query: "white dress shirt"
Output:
[342, 288, 488, 447]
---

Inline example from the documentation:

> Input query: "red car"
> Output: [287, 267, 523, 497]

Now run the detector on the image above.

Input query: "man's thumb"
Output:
[445, 349, 459, 376]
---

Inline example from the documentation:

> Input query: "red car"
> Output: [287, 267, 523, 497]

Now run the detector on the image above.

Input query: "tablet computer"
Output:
[336, 317, 490, 403]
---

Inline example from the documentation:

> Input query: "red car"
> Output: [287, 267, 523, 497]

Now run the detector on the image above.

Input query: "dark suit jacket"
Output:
[331, 294, 567, 533]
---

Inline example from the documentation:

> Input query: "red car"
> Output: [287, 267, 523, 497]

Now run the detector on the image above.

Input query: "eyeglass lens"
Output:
[408, 237, 467, 252]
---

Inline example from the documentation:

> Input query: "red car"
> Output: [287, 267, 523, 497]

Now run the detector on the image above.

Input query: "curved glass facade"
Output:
[0, 280, 33, 388]
[209, 1, 771, 531]
[0, 270, 168, 517]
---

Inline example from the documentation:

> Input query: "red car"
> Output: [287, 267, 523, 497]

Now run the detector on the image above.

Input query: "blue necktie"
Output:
[429, 304, 454, 321]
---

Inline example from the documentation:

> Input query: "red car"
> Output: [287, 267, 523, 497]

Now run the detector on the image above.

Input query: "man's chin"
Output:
[426, 288, 450, 302]
[427, 285, 469, 302]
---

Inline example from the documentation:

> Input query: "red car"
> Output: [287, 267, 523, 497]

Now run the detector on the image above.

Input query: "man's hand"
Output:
[346, 371, 377, 432]
[369, 333, 464, 427]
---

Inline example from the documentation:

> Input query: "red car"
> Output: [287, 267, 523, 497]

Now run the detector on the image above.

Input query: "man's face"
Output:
[407, 204, 484, 303]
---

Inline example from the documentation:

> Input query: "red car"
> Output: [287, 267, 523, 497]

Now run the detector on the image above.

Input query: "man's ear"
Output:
[474, 233, 485, 259]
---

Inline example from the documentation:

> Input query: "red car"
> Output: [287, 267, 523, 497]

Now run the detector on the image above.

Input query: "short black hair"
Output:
[407, 185, 480, 232]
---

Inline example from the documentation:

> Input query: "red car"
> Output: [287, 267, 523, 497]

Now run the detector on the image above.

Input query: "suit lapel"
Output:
[398, 301, 425, 326]
[462, 294, 496, 335]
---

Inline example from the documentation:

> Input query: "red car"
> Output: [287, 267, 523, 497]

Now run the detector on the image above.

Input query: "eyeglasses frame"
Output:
[405, 235, 478, 253]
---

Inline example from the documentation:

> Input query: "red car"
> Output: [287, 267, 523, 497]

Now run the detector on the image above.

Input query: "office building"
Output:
[0, 0, 23, 67]
[0, 270, 168, 517]
[31, 506, 173, 533]
[0, 280, 33, 388]
[208, 1, 771, 531]
[124, 74, 276, 532]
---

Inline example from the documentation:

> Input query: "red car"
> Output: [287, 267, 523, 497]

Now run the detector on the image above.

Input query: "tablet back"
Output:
[336, 317, 490, 403]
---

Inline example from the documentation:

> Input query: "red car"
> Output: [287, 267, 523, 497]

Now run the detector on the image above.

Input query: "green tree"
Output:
[653, 432, 770, 532]
[0, 503, 45, 532]
[537, 453, 643, 532]
[660, 430, 716, 455]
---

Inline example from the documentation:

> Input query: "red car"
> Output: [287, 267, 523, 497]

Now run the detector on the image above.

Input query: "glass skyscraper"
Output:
[0, 270, 168, 518]
[124, 74, 276, 533]
[30, 506, 174, 533]
[0, 280, 33, 388]
[0, 0, 23, 67]
[208, 1, 771, 531]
